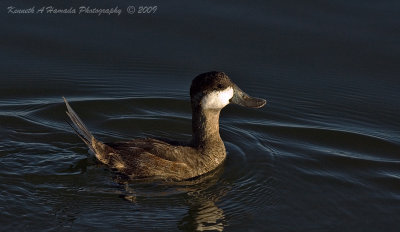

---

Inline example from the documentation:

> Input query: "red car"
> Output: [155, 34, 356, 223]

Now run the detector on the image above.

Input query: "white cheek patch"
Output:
[201, 87, 233, 110]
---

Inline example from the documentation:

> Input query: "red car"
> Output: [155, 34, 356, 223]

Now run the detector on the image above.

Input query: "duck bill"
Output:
[230, 84, 267, 108]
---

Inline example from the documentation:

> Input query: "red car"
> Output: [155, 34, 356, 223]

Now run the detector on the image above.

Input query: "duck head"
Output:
[190, 71, 266, 110]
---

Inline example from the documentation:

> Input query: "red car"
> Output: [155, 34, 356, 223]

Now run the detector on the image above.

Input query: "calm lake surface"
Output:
[1, 0, 399, 231]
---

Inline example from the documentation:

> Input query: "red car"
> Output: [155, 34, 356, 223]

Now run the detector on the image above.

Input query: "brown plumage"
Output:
[64, 71, 266, 181]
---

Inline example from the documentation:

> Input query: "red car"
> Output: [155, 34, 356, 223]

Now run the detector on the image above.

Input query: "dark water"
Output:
[1, 0, 399, 231]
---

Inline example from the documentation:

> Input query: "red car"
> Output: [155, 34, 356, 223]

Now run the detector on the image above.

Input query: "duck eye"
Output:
[217, 84, 223, 89]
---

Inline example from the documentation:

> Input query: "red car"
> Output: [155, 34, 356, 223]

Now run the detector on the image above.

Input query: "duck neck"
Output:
[191, 107, 224, 149]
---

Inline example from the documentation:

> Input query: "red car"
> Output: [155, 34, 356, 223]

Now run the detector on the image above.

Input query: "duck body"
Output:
[97, 137, 225, 180]
[64, 71, 266, 181]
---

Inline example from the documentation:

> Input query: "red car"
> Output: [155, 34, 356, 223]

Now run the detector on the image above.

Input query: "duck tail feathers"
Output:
[63, 97, 95, 152]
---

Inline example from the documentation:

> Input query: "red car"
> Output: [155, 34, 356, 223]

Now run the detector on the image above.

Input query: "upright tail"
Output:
[63, 97, 95, 152]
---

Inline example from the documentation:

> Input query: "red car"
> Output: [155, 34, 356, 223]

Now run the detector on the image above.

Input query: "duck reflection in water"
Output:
[119, 165, 229, 232]
[178, 166, 228, 232]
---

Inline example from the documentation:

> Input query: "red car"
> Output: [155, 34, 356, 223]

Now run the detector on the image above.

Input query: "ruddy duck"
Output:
[64, 71, 266, 180]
